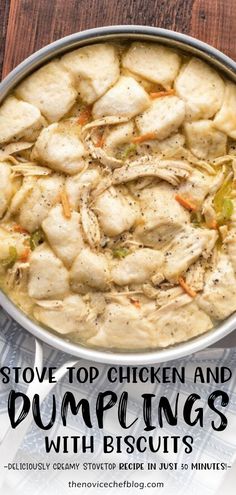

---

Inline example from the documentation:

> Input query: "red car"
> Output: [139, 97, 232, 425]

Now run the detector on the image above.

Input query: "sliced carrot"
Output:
[13, 224, 29, 235]
[60, 189, 71, 219]
[19, 247, 30, 263]
[130, 298, 141, 309]
[150, 89, 175, 99]
[175, 194, 198, 212]
[77, 105, 92, 126]
[53, 193, 61, 205]
[132, 132, 157, 144]
[178, 276, 197, 298]
[95, 132, 105, 148]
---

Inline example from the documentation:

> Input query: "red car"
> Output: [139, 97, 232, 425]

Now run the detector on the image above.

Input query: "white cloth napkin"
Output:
[0, 307, 236, 495]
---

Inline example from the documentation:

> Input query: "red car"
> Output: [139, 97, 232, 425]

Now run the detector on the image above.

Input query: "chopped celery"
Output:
[190, 211, 204, 227]
[123, 143, 137, 159]
[112, 247, 130, 259]
[116, 143, 137, 160]
[217, 198, 234, 225]
[221, 198, 234, 220]
[214, 179, 232, 214]
[214, 177, 234, 225]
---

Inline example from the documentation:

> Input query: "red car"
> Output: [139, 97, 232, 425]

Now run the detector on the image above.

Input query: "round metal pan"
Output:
[0, 25, 236, 365]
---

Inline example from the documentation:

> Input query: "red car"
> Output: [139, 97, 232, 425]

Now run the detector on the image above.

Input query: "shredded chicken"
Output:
[7, 261, 30, 289]
[11, 163, 52, 177]
[65, 168, 100, 209]
[112, 158, 192, 187]
[0, 141, 34, 159]
[164, 226, 218, 282]
[185, 259, 206, 292]
[80, 190, 101, 248]
[83, 127, 124, 169]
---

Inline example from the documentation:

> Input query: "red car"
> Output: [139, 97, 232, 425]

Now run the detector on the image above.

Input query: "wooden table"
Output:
[1, 0, 236, 79]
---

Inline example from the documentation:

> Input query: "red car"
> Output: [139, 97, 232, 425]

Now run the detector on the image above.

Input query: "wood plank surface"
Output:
[1, 0, 236, 80]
